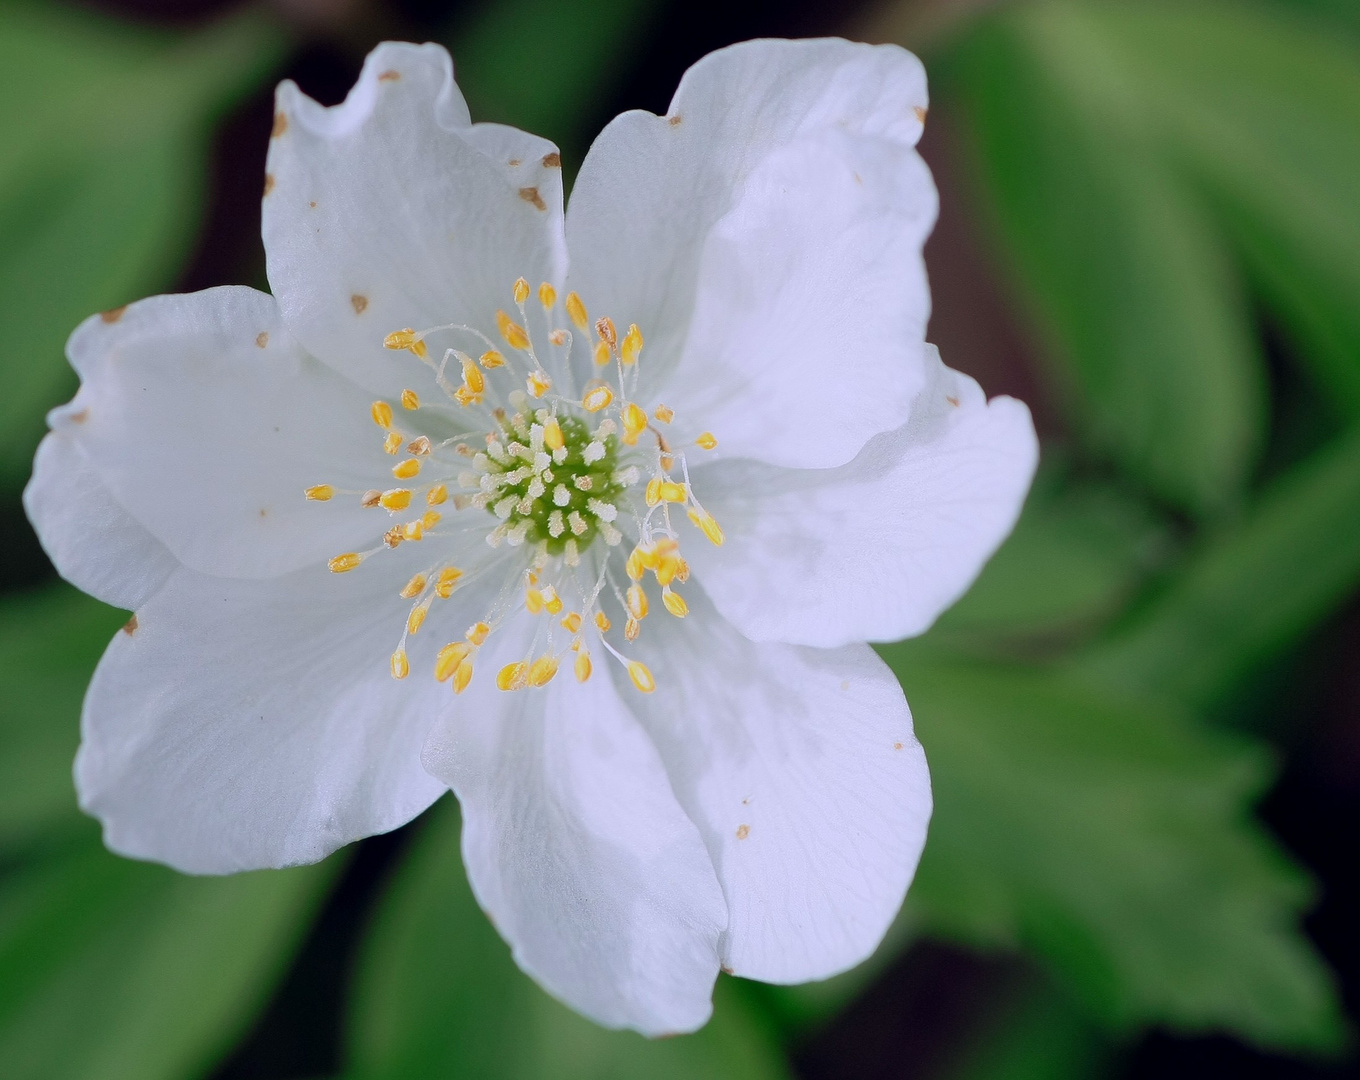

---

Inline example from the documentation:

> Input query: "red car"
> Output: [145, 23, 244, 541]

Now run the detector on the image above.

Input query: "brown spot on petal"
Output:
[378, 69, 401, 82]
[519, 186, 546, 211]
[894, 741, 904, 751]
[946, 395, 960, 407]
[100, 305, 127, 324]
[668, 114, 683, 126]
[735, 824, 750, 840]
[255, 331, 269, 348]
[914, 105, 928, 123]
[68, 408, 89, 424]
[721, 965, 734, 975]
[272, 111, 287, 137]
[507, 158, 521, 168]
[541, 151, 561, 168]
[351, 294, 369, 314]
[122, 615, 138, 635]
[262, 173, 274, 197]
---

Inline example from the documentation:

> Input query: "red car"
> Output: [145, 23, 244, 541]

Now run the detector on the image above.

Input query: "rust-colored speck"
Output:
[255, 331, 269, 349]
[668, 114, 683, 126]
[946, 395, 960, 407]
[507, 158, 521, 168]
[272, 111, 288, 138]
[735, 824, 750, 840]
[541, 152, 561, 168]
[914, 106, 928, 123]
[122, 615, 138, 636]
[378, 69, 401, 82]
[308, 200, 317, 209]
[519, 186, 547, 211]
[68, 408, 89, 424]
[894, 741, 904, 751]
[100, 305, 127, 324]
[351, 294, 369, 314]
[262, 173, 275, 197]
[721, 965, 734, 975]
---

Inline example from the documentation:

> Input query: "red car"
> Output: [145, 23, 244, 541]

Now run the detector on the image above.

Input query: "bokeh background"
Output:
[2, 0, 1358, 1076]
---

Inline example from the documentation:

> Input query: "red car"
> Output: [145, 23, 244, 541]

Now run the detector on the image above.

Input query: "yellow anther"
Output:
[480, 350, 506, 369]
[526, 587, 545, 615]
[594, 611, 612, 633]
[454, 386, 480, 407]
[541, 585, 563, 615]
[662, 586, 688, 617]
[593, 340, 611, 367]
[361, 489, 382, 508]
[452, 658, 474, 694]
[625, 545, 648, 581]
[383, 527, 404, 548]
[582, 384, 613, 412]
[538, 282, 557, 308]
[391, 650, 409, 680]
[407, 602, 429, 635]
[561, 611, 582, 633]
[400, 573, 427, 599]
[372, 401, 394, 429]
[543, 417, 564, 451]
[403, 520, 424, 542]
[497, 662, 528, 691]
[658, 481, 686, 503]
[574, 651, 592, 683]
[527, 370, 552, 398]
[696, 432, 718, 450]
[639, 543, 662, 571]
[660, 452, 675, 472]
[527, 654, 559, 687]
[676, 557, 690, 583]
[625, 617, 640, 642]
[497, 310, 530, 350]
[627, 660, 655, 693]
[626, 584, 648, 620]
[305, 485, 334, 501]
[655, 552, 681, 587]
[434, 566, 462, 598]
[566, 291, 588, 329]
[467, 621, 491, 646]
[653, 404, 674, 424]
[393, 458, 422, 480]
[422, 510, 442, 530]
[644, 478, 661, 507]
[328, 552, 362, 573]
[622, 402, 647, 444]
[435, 641, 471, 682]
[688, 508, 724, 546]
[620, 323, 643, 366]
[596, 316, 617, 346]
[461, 356, 486, 395]
[383, 431, 403, 455]
[379, 488, 412, 511]
[384, 329, 417, 351]
[401, 389, 420, 410]
[407, 435, 432, 456]
[513, 277, 531, 304]
[427, 484, 448, 505]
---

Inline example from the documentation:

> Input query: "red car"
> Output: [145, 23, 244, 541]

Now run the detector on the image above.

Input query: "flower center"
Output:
[306, 277, 723, 697]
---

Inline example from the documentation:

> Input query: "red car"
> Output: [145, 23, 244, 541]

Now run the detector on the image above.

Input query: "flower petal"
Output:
[421, 615, 727, 1035]
[622, 591, 930, 984]
[263, 42, 567, 398]
[25, 428, 178, 611]
[685, 347, 1039, 648]
[566, 37, 933, 467]
[53, 286, 396, 580]
[76, 557, 453, 874]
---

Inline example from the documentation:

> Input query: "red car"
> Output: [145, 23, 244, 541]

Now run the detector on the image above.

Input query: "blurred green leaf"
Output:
[1076, 427, 1360, 712]
[939, 1, 1267, 516]
[0, 3, 285, 490]
[887, 646, 1343, 1050]
[347, 797, 788, 1080]
[0, 586, 125, 849]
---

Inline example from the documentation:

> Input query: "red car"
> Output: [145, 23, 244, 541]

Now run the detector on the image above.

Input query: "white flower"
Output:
[24, 39, 1037, 1034]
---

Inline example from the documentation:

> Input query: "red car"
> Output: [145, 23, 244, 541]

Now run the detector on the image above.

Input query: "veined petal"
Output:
[421, 616, 727, 1035]
[52, 287, 391, 580]
[622, 591, 930, 984]
[76, 557, 456, 874]
[25, 429, 178, 612]
[566, 37, 933, 467]
[686, 347, 1039, 648]
[264, 42, 567, 398]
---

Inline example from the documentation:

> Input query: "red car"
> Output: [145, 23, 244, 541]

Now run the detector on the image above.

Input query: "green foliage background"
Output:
[0, 0, 1357, 1076]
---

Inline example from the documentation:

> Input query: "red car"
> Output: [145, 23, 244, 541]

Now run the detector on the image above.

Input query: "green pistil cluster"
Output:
[487, 413, 625, 555]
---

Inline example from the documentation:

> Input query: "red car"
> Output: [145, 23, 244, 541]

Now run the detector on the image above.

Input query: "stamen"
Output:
[361, 489, 382, 507]
[527, 370, 552, 398]
[383, 432, 403, 455]
[390, 650, 409, 679]
[543, 417, 564, 450]
[435, 641, 471, 682]
[662, 586, 688, 617]
[561, 611, 582, 633]
[452, 659, 474, 694]
[513, 277, 531, 304]
[305, 485, 335, 501]
[434, 566, 462, 597]
[582, 384, 613, 412]
[401, 389, 420, 410]
[393, 458, 421, 480]
[480, 350, 506, 369]
[538, 282, 556, 309]
[627, 660, 655, 693]
[427, 484, 448, 505]
[626, 584, 648, 620]
[566, 292, 588, 329]
[654, 404, 674, 423]
[328, 552, 363, 573]
[574, 651, 592, 682]
[622, 402, 646, 445]
[407, 436, 432, 456]
[379, 488, 412, 511]
[527, 654, 558, 686]
[620, 324, 643, 366]
[497, 662, 528, 691]
[696, 432, 718, 450]
[497, 310, 530, 350]
[371, 401, 394, 429]
[688, 508, 725, 546]
[593, 341, 610, 367]
[595, 317, 617, 347]
[400, 573, 427, 599]
[467, 621, 491, 646]
[595, 611, 611, 633]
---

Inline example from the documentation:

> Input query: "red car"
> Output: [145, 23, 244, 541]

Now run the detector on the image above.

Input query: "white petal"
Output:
[25, 429, 178, 611]
[54, 287, 392, 580]
[263, 42, 567, 398]
[621, 591, 929, 983]
[421, 615, 727, 1035]
[76, 557, 453, 874]
[566, 37, 933, 467]
[686, 347, 1039, 648]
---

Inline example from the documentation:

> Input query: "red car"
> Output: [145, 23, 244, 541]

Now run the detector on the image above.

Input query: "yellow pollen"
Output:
[305, 484, 335, 501]
[696, 432, 718, 450]
[454, 386, 480, 407]
[468, 621, 491, 646]
[620, 324, 643, 365]
[527, 654, 559, 687]
[390, 650, 409, 680]
[526, 587, 544, 615]
[574, 651, 592, 683]
[513, 277, 530, 304]
[625, 617, 640, 642]
[689, 509, 725, 546]
[596, 316, 617, 347]
[452, 658, 474, 694]
[561, 611, 582, 633]
[427, 484, 448, 505]
[383, 329, 428, 358]
[654, 404, 674, 424]
[655, 552, 681, 587]
[662, 586, 688, 617]
[407, 602, 430, 635]
[393, 458, 421, 480]
[645, 478, 661, 507]
[622, 402, 647, 444]
[401, 389, 420, 410]
[435, 566, 462, 597]
[538, 282, 556, 308]
[566, 292, 588, 329]
[403, 520, 424, 542]
[658, 481, 686, 503]
[639, 543, 663, 571]
[527, 370, 552, 398]
[627, 660, 655, 693]
[497, 310, 530, 350]
[582, 384, 613, 412]
[594, 611, 611, 633]
[435, 641, 471, 682]
[383, 431, 403, 455]
[625, 545, 648, 581]
[461, 356, 486, 395]
[541, 585, 563, 614]
[407, 436, 432, 456]
[371, 401, 394, 429]
[480, 350, 506, 369]
[543, 417, 564, 450]
[422, 510, 442, 530]
[328, 552, 362, 573]
[593, 340, 610, 367]
[626, 584, 648, 620]
[379, 488, 412, 511]
[400, 573, 427, 599]
[497, 662, 528, 691]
